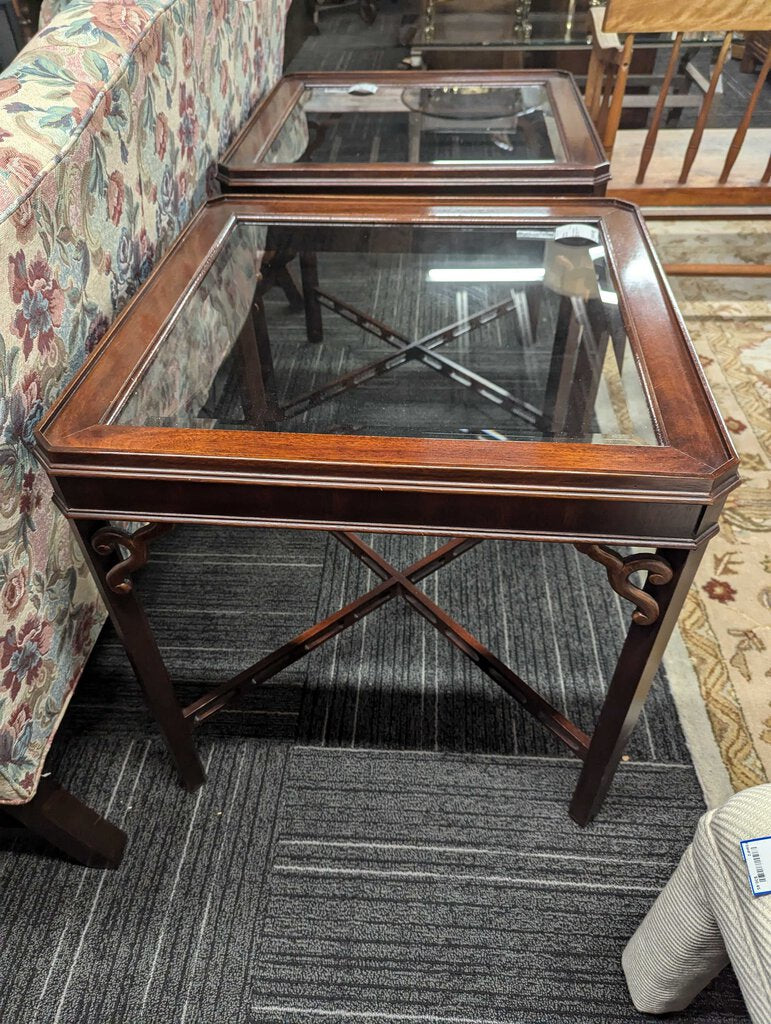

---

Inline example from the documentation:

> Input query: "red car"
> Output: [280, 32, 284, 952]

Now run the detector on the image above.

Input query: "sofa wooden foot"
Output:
[3, 776, 127, 869]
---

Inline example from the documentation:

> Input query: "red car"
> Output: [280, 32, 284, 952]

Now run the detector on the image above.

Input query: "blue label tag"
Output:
[740, 836, 771, 897]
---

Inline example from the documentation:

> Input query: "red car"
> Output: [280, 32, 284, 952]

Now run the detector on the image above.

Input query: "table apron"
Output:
[52, 475, 715, 548]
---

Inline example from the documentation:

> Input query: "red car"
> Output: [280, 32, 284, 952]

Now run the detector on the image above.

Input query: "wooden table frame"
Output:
[35, 195, 738, 834]
[217, 70, 610, 195]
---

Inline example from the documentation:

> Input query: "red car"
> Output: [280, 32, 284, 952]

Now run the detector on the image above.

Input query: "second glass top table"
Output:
[218, 71, 609, 195]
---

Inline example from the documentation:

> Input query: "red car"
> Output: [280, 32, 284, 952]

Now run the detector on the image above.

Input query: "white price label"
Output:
[740, 836, 771, 897]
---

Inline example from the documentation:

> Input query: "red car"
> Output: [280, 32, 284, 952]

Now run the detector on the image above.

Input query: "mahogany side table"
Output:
[35, 195, 738, 825]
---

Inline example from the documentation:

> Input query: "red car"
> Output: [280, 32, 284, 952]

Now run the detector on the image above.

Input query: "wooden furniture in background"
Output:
[741, 32, 771, 73]
[586, 0, 771, 205]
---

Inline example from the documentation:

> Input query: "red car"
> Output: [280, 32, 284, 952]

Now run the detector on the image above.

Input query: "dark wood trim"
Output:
[5, 776, 127, 869]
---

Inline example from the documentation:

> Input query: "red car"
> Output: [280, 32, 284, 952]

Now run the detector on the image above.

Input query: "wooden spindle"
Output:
[636, 33, 683, 184]
[763, 152, 771, 185]
[603, 33, 635, 154]
[678, 31, 733, 184]
[585, 48, 604, 119]
[719, 46, 771, 184]
[597, 65, 614, 139]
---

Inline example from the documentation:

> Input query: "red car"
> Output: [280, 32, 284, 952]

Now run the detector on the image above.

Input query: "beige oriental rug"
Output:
[648, 218, 771, 805]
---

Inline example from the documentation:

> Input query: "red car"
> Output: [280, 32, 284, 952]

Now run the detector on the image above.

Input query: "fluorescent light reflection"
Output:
[430, 159, 553, 165]
[427, 268, 545, 282]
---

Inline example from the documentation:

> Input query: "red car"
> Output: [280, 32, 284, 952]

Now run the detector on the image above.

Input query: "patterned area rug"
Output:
[649, 219, 771, 797]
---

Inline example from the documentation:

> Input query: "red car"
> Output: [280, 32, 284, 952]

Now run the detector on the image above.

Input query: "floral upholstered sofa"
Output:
[0, 0, 289, 816]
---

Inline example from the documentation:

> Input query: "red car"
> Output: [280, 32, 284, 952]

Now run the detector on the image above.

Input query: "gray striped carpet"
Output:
[0, 525, 749, 1023]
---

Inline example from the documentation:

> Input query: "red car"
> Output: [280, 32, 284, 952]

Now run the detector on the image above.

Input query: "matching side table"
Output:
[218, 70, 609, 195]
[35, 195, 738, 825]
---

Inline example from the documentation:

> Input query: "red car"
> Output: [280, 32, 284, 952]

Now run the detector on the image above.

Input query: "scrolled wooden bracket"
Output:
[91, 523, 174, 594]
[575, 543, 673, 626]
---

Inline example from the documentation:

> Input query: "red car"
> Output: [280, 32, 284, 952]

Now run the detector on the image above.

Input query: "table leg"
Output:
[300, 251, 324, 344]
[569, 544, 706, 826]
[73, 519, 206, 793]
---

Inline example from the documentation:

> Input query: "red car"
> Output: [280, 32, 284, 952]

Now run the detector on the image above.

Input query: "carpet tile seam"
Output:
[271, 863, 665, 894]
[138, 746, 217, 1011]
[289, 746, 697, 769]
[176, 744, 255, 1024]
[238, 746, 295, 1010]
[198, 744, 284, 1018]
[248, 1004, 598, 1024]
[274, 839, 675, 868]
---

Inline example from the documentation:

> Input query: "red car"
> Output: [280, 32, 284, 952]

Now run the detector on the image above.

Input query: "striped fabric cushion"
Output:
[623, 784, 771, 1021]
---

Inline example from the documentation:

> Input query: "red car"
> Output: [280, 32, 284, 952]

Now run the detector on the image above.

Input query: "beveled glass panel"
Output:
[113, 219, 660, 446]
[263, 82, 566, 166]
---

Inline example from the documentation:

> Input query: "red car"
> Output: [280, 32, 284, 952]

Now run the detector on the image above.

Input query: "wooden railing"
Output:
[586, 0, 771, 205]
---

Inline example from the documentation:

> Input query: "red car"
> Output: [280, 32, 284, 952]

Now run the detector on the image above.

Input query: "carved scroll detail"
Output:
[91, 523, 173, 594]
[575, 543, 673, 626]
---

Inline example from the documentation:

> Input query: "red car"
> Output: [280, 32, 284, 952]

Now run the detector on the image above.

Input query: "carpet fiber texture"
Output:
[0, 525, 750, 1023]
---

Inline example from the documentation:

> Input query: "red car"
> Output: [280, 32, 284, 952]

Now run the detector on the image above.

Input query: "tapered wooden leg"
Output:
[73, 520, 206, 793]
[5, 776, 127, 868]
[235, 285, 278, 427]
[300, 251, 324, 344]
[570, 544, 706, 826]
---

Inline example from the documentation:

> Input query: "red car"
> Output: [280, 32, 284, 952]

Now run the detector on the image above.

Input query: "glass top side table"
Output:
[36, 195, 738, 827]
[218, 71, 609, 195]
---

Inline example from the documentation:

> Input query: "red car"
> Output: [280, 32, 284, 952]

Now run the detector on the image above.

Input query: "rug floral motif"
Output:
[650, 219, 771, 791]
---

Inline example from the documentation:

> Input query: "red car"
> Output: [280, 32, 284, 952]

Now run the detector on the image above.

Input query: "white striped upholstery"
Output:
[623, 784, 771, 1021]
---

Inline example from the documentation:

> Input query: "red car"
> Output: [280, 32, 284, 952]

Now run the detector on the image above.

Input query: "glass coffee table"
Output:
[218, 70, 609, 195]
[36, 195, 738, 826]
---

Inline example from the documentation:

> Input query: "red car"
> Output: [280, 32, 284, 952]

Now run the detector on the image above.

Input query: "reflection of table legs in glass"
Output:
[241, 242, 616, 446]
[268, 253, 541, 432]
[540, 294, 611, 439]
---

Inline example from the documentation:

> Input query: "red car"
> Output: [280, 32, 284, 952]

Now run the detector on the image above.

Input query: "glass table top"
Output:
[264, 82, 566, 166]
[112, 219, 659, 447]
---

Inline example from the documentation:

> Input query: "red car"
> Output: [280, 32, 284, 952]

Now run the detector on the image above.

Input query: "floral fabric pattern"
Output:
[0, 0, 288, 803]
